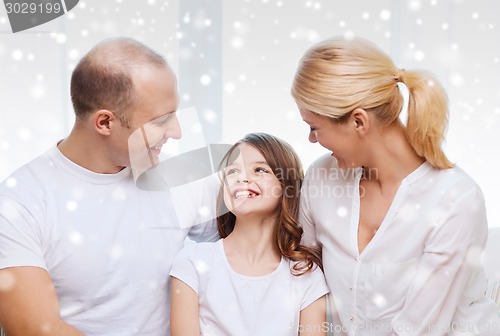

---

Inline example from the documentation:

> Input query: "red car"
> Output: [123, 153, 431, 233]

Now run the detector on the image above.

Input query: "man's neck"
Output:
[58, 128, 123, 174]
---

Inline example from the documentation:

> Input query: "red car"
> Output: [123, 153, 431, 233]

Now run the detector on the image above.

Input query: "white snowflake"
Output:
[6, 177, 17, 188]
[231, 37, 244, 49]
[337, 207, 348, 218]
[31, 84, 45, 99]
[11, 50, 23, 61]
[0, 271, 16, 292]
[380, 9, 391, 21]
[225, 82, 235, 93]
[66, 201, 78, 211]
[203, 110, 218, 123]
[408, 0, 421, 11]
[414, 50, 425, 62]
[200, 74, 211, 85]
[69, 231, 84, 245]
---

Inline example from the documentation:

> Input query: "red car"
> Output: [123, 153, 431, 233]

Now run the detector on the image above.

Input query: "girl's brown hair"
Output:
[216, 133, 322, 275]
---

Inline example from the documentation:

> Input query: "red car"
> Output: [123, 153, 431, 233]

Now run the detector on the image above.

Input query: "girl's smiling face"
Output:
[223, 143, 282, 219]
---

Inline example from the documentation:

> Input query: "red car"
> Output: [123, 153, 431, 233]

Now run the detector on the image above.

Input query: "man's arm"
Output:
[169, 174, 220, 242]
[0, 267, 84, 336]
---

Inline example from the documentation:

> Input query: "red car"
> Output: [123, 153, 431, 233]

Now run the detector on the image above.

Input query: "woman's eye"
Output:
[310, 126, 317, 132]
[255, 167, 269, 173]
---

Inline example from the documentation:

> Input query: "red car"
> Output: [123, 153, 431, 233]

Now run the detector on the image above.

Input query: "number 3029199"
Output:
[5, 2, 62, 14]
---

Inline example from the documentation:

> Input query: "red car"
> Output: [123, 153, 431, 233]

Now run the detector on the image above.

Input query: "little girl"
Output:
[170, 133, 329, 335]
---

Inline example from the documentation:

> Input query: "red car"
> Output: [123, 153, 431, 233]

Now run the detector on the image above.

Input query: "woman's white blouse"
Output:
[299, 154, 500, 336]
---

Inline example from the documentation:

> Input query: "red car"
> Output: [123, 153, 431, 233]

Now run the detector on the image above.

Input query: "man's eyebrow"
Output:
[162, 110, 177, 116]
[149, 110, 176, 122]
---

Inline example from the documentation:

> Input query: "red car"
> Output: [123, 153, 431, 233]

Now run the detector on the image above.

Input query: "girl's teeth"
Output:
[235, 191, 255, 198]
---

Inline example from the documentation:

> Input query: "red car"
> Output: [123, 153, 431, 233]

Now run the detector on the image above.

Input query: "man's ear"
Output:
[94, 110, 116, 136]
[352, 108, 370, 136]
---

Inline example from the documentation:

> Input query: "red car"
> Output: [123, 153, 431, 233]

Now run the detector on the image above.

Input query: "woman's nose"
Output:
[308, 130, 317, 143]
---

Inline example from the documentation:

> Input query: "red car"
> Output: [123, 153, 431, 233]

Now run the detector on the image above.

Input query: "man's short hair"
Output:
[70, 37, 167, 127]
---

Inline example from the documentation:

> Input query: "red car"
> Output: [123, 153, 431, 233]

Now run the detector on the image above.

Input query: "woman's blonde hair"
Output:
[291, 36, 453, 169]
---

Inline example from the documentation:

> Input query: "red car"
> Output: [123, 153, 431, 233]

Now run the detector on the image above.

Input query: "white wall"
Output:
[1, 0, 499, 227]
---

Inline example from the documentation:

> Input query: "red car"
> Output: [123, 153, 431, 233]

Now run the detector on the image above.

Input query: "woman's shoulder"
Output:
[305, 154, 362, 183]
[308, 153, 338, 170]
[430, 165, 484, 197]
[415, 165, 487, 221]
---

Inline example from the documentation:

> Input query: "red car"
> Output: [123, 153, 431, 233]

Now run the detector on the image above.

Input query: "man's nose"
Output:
[165, 114, 182, 140]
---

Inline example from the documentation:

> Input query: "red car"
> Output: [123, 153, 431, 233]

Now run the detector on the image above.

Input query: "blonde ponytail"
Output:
[399, 70, 454, 169]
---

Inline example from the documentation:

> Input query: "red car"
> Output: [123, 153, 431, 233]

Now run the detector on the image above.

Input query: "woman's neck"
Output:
[362, 122, 425, 188]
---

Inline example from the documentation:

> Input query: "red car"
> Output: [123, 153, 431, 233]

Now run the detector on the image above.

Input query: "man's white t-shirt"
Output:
[170, 239, 330, 336]
[0, 145, 218, 335]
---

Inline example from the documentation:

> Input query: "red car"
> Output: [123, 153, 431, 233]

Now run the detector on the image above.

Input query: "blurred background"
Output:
[0, 0, 499, 227]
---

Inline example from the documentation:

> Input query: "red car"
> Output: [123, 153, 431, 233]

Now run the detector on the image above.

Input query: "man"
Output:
[0, 37, 218, 335]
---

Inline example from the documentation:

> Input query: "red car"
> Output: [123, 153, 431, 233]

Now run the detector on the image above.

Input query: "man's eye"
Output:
[153, 115, 171, 125]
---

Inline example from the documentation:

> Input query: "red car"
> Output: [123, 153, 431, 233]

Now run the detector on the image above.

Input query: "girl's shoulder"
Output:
[285, 260, 330, 298]
[286, 260, 325, 279]
[175, 239, 221, 261]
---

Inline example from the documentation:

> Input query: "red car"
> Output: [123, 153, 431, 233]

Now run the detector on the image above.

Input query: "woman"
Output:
[170, 133, 329, 335]
[291, 36, 499, 335]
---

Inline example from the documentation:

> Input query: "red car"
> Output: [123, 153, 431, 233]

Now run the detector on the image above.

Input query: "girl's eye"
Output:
[310, 126, 317, 132]
[255, 167, 269, 173]
[225, 168, 239, 175]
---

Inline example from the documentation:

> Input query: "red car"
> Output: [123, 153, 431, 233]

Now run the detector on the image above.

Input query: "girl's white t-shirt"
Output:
[170, 239, 329, 336]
